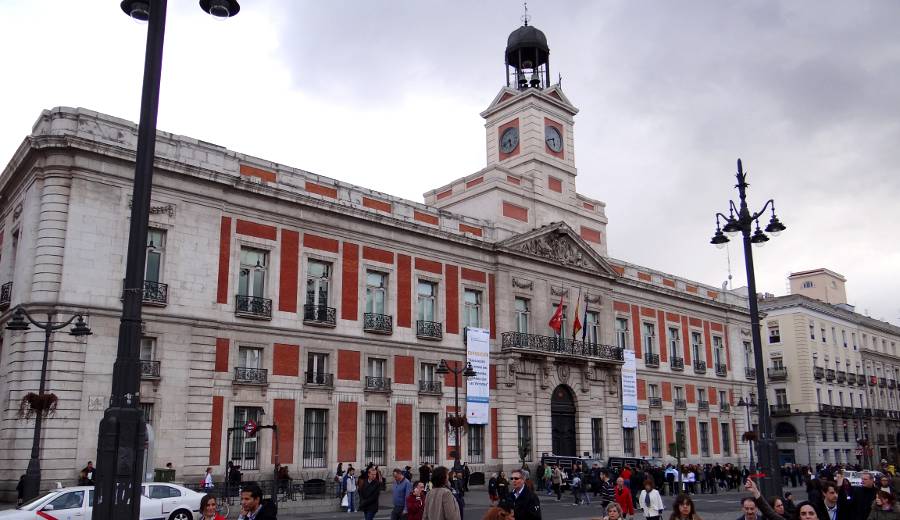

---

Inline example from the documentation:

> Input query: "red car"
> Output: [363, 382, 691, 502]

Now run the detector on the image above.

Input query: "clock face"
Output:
[500, 127, 519, 154]
[545, 126, 563, 153]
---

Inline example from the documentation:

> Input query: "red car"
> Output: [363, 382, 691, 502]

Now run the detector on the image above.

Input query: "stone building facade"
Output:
[758, 269, 900, 466]
[0, 24, 756, 495]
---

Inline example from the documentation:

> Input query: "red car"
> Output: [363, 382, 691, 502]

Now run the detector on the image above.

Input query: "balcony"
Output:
[698, 400, 710, 411]
[715, 363, 727, 377]
[819, 404, 834, 416]
[670, 357, 684, 371]
[674, 399, 687, 410]
[304, 371, 334, 388]
[879, 377, 887, 388]
[836, 371, 846, 383]
[890, 380, 897, 389]
[847, 373, 856, 385]
[645, 353, 660, 368]
[235, 295, 272, 320]
[140, 360, 161, 380]
[843, 406, 854, 417]
[365, 376, 391, 393]
[854, 408, 865, 417]
[363, 312, 393, 334]
[745, 367, 757, 380]
[857, 374, 866, 385]
[825, 369, 835, 382]
[648, 397, 663, 408]
[813, 366, 824, 380]
[720, 402, 731, 413]
[234, 367, 268, 385]
[0, 281, 10, 309]
[869, 375, 878, 386]
[418, 380, 442, 395]
[303, 304, 337, 327]
[500, 332, 624, 363]
[141, 280, 168, 306]
[767, 367, 788, 381]
[864, 408, 873, 417]
[770, 403, 791, 417]
[417, 320, 443, 341]
[693, 360, 707, 374]
[875, 409, 887, 418]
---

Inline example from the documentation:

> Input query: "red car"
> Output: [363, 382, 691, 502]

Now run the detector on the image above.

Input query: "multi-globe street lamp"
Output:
[710, 158, 786, 500]
[92, 2, 239, 519]
[435, 359, 476, 470]
[7, 306, 92, 501]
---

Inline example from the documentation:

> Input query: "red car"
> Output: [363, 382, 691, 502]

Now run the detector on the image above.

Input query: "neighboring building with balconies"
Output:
[759, 269, 900, 467]
[0, 24, 758, 497]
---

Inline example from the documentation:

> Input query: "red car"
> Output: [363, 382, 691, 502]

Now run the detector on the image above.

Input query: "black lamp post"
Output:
[6, 305, 92, 500]
[93, 2, 239, 519]
[435, 359, 476, 470]
[710, 158, 786, 499]
[737, 394, 757, 473]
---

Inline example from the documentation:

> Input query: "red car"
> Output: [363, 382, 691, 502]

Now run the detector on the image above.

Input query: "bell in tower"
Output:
[505, 18, 550, 90]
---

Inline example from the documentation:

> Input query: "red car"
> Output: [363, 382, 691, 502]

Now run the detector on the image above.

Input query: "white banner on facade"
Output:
[621, 349, 638, 428]
[466, 327, 490, 425]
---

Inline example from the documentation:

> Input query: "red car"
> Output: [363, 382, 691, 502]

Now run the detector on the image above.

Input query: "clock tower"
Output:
[424, 22, 608, 256]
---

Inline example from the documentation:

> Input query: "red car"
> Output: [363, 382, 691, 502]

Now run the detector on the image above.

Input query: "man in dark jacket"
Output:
[847, 471, 877, 519]
[238, 483, 277, 520]
[501, 469, 542, 520]
[814, 479, 851, 520]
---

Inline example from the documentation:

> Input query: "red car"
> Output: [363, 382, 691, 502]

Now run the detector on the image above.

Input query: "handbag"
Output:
[341, 493, 349, 507]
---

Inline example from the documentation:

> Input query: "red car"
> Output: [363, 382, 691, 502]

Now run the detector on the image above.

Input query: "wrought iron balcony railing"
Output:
[770, 403, 791, 417]
[645, 353, 660, 368]
[303, 304, 337, 327]
[825, 369, 835, 381]
[693, 360, 707, 374]
[818, 404, 834, 416]
[698, 400, 710, 411]
[857, 374, 866, 385]
[745, 367, 756, 380]
[140, 360, 161, 379]
[842, 406, 854, 417]
[417, 320, 443, 340]
[847, 372, 856, 385]
[648, 397, 662, 408]
[234, 367, 268, 385]
[304, 371, 334, 387]
[879, 377, 887, 388]
[720, 402, 731, 413]
[235, 295, 273, 319]
[419, 380, 442, 394]
[363, 313, 393, 334]
[864, 408, 873, 417]
[890, 379, 897, 389]
[854, 408, 864, 417]
[365, 376, 391, 392]
[674, 399, 687, 410]
[142, 280, 168, 306]
[0, 281, 12, 308]
[670, 357, 684, 371]
[715, 363, 727, 376]
[501, 332, 624, 363]
[836, 370, 847, 383]
[767, 367, 788, 381]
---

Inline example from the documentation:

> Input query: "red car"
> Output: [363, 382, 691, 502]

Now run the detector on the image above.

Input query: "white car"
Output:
[0, 483, 203, 520]
[843, 470, 884, 487]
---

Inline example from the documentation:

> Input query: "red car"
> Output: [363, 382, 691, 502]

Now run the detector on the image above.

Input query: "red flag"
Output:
[548, 296, 564, 334]
[572, 289, 583, 339]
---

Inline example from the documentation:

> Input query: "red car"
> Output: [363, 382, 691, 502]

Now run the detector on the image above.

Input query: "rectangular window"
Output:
[585, 311, 600, 345]
[514, 298, 530, 333]
[419, 413, 438, 464]
[699, 422, 710, 457]
[675, 386, 685, 400]
[463, 289, 482, 328]
[650, 420, 662, 457]
[669, 327, 681, 356]
[517, 416, 533, 461]
[302, 408, 327, 468]
[365, 271, 387, 314]
[772, 357, 785, 369]
[832, 420, 838, 442]
[719, 390, 727, 405]
[616, 318, 630, 350]
[307, 352, 328, 383]
[552, 304, 567, 338]
[232, 406, 263, 470]
[417, 281, 437, 322]
[421, 362, 436, 383]
[768, 324, 781, 343]
[675, 421, 687, 454]
[649, 384, 660, 398]
[623, 427, 635, 456]
[743, 341, 753, 367]
[238, 346, 262, 369]
[367, 358, 386, 378]
[365, 410, 387, 466]
[831, 327, 837, 346]
[721, 423, 731, 456]
[713, 336, 725, 366]
[591, 418, 604, 458]
[809, 322, 815, 340]
[468, 424, 485, 464]
[145, 229, 166, 283]
[821, 328, 826, 343]
[238, 248, 268, 298]
[691, 331, 703, 361]
[306, 260, 331, 307]
[698, 388, 707, 403]
[643, 322, 656, 356]
[141, 403, 154, 425]
[841, 330, 847, 348]
[140, 337, 156, 361]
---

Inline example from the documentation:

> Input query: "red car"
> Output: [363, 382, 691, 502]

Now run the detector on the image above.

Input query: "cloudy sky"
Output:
[1, 1, 898, 324]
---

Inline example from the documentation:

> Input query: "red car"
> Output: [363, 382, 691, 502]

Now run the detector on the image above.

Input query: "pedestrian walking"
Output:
[343, 468, 358, 512]
[600, 472, 615, 509]
[203, 467, 214, 490]
[639, 479, 664, 520]
[237, 484, 277, 520]
[551, 465, 563, 501]
[359, 466, 382, 520]
[614, 477, 634, 518]
[407, 481, 426, 520]
[423, 466, 461, 520]
[391, 468, 413, 520]
[496, 472, 509, 501]
[200, 494, 227, 520]
[669, 493, 702, 520]
[488, 473, 498, 505]
[500, 469, 541, 520]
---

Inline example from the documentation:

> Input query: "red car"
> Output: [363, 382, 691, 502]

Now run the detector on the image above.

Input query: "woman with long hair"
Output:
[668, 493, 702, 520]
[199, 494, 226, 520]
[424, 466, 461, 520]
[868, 490, 900, 520]
[792, 501, 818, 520]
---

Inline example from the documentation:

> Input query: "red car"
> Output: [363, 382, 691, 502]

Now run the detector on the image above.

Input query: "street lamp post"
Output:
[93, 2, 239, 519]
[435, 359, 476, 470]
[6, 305, 92, 500]
[737, 394, 757, 473]
[710, 158, 786, 500]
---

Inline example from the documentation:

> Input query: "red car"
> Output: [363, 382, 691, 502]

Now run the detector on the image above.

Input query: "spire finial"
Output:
[521, 1, 530, 26]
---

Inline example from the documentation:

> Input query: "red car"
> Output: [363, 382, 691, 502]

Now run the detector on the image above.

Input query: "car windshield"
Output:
[17, 490, 55, 510]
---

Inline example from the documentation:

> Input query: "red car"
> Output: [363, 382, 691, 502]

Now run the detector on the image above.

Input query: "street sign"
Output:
[243, 419, 258, 437]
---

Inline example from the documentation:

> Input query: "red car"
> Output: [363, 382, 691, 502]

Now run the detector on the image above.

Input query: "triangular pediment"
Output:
[481, 85, 579, 119]
[497, 222, 617, 276]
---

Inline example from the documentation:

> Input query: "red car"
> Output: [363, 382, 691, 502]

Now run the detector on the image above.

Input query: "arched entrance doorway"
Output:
[551, 385, 577, 456]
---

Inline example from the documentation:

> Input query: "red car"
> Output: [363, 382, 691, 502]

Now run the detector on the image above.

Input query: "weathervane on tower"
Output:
[522, 1, 530, 26]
